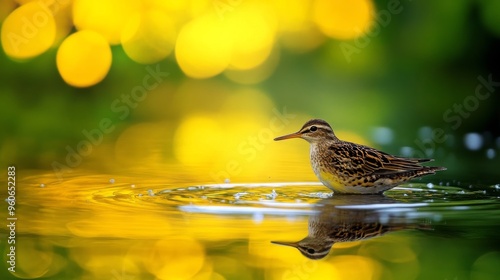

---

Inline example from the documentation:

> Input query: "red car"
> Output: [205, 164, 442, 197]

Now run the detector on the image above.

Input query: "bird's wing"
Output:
[331, 142, 429, 176]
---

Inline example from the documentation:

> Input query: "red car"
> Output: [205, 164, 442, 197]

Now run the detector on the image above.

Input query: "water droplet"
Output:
[109, 178, 115, 184]
[266, 189, 278, 200]
[131, 184, 135, 188]
[224, 178, 230, 183]
[40, 184, 45, 188]
[253, 212, 264, 223]
[427, 183, 434, 189]
[147, 189, 155, 196]
[464, 133, 483, 151]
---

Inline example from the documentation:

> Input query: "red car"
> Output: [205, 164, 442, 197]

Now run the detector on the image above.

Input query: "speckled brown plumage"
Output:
[272, 196, 429, 260]
[275, 119, 446, 194]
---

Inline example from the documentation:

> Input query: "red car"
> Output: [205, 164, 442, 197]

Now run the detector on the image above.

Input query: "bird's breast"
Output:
[309, 144, 322, 176]
[310, 144, 344, 191]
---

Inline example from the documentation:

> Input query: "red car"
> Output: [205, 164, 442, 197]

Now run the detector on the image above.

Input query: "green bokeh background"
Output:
[1, 0, 499, 182]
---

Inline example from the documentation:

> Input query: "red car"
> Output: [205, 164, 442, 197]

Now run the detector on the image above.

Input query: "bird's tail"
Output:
[413, 166, 446, 178]
[425, 166, 447, 173]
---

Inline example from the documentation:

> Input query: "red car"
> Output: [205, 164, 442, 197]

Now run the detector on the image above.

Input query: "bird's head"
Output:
[274, 119, 337, 144]
[271, 237, 334, 260]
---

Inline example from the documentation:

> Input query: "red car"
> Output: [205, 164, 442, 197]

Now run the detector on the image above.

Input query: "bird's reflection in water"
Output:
[272, 195, 432, 260]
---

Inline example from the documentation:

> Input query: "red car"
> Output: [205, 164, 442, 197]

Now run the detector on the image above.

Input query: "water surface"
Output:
[2, 171, 500, 280]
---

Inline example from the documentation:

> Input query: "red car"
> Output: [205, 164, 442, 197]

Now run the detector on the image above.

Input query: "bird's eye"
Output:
[307, 248, 315, 254]
[310, 126, 317, 132]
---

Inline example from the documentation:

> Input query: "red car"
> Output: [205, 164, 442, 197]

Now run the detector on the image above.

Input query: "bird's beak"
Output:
[271, 240, 299, 248]
[274, 132, 301, 141]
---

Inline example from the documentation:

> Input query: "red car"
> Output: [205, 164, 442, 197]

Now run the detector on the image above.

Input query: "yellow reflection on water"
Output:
[6, 171, 321, 279]
[330, 255, 382, 279]
[9, 169, 494, 280]
[143, 237, 205, 280]
[114, 122, 174, 166]
[10, 237, 62, 279]
[67, 211, 172, 238]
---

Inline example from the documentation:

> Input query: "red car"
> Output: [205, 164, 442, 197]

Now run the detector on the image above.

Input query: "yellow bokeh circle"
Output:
[73, 0, 141, 45]
[175, 15, 232, 79]
[1, 2, 56, 59]
[225, 3, 275, 70]
[173, 115, 224, 165]
[121, 10, 177, 64]
[13, 0, 74, 46]
[313, 0, 374, 40]
[56, 30, 112, 88]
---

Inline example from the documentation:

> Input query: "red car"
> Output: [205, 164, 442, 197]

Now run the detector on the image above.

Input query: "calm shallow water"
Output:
[1, 171, 500, 280]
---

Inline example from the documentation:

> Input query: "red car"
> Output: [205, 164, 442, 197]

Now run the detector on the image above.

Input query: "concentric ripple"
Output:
[145, 182, 500, 219]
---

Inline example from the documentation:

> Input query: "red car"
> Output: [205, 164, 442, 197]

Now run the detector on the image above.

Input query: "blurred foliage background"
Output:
[0, 0, 499, 183]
